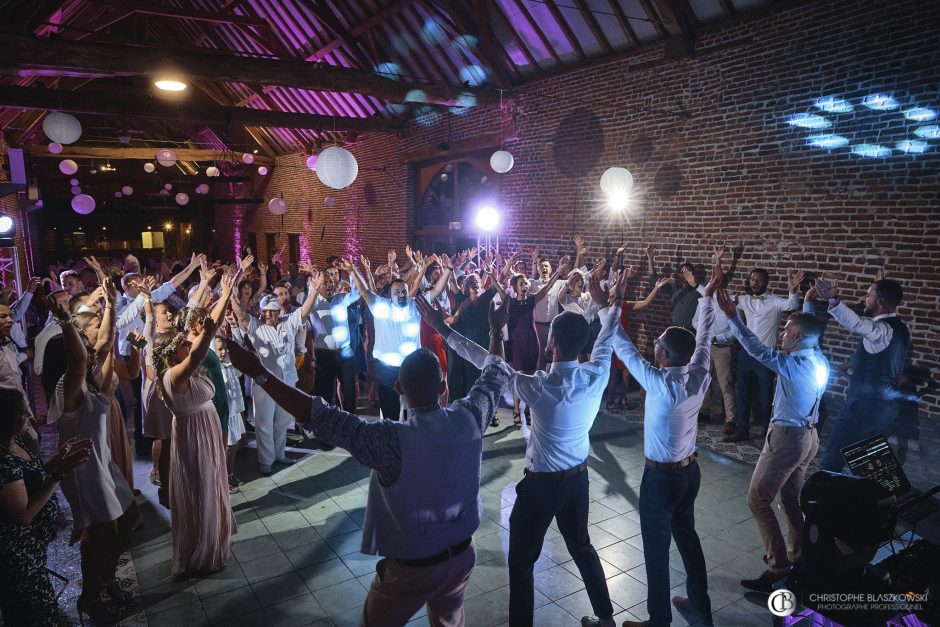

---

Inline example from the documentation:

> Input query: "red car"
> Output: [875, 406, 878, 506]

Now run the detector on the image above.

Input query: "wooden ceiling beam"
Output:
[573, 0, 613, 54]
[23, 145, 274, 165]
[489, 1, 542, 74]
[304, 0, 416, 61]
[0, 32, 504, 106]
[511, 0, 562, 66]
[605, 0, 640, 46]
[103, 1, 270, 28]
[0, 85, 406, 133]
[652, 0, 697, 55]
[542, 0, 586, 60]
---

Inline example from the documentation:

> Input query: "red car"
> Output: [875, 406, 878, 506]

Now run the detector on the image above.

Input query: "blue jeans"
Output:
[639, 461, 712, 626]
[819, 398, 901, 472]
[735, 351, 774, 436]
[508, 468, 613, 627]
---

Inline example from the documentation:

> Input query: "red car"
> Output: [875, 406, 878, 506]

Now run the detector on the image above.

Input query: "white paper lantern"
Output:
[599, 167, 634, 196]
[268, 197, 287, 215]
[257, 166, 268, 176]
[490, 150, 514, 173]
[242, 153, 254, 164]
[48, 142, 63, 154]
[71, 194, 96, 215]
[164, 183, 173, 190]
[114, 191, 123, 198]
[43, 112, 82, 145]
[305, 154, 318, 171]
[70, 186, 82, 195]
[59, 159, 78, 175]
[175, 192, 189, 206]
[325, 196, 336, 207]
[159, 189, 169, 196]
[315, 146, 358, 189]
[144, 162, 155, 173]
[122, 185, 134, 196]
[206, 166, 220, 177]
[69, 178, 79, 186]
[195, 183, 210, 194]
[156, 149, 177, 167]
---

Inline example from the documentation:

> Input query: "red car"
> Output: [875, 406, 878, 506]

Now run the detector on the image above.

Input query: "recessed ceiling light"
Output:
[155, 79, 187, 92]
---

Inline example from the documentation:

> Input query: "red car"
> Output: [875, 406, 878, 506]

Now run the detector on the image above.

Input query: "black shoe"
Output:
[741, 569, 787, 594]
[672, 596, 713, 626]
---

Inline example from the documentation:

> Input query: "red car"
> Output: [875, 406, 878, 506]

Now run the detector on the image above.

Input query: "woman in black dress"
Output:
[0, 387, 92, 626]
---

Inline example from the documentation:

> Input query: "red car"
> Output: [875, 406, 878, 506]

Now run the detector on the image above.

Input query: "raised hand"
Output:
[48, 437, 93, 475]
[557, 255, 570, 275]
[83, 256, 103, 276]
[141, 276, 157, 294]
[387, 249, 397, 266]
[308, 269, 323, 294]
[404, 244, 415, 263]
[587, 274, 608, 306]
[530, 247, 540, 262]
[874, 267, 885, 281]
[715, 289, 738, 318]
[359, 255, 372, 272]
[102, 276, 117, 307]
[592, 258, 607, 278]
[299, 261, 316, 276]
[26, 276, 41, 293]
[680, 266, 696, 288]
[622, 264, 636, 282]
[805, 283, 819, 302]
[239, 255, 255, 272]
[814, 277, 838, 301]
[615, 244, 626, 256]
[489, 295, 510, 330]
[573, 234, 586, 253]
[415, 295, 447, 334]
[787, 270, 805, 293]
[258, 260, 269, 275]
[440, 254, 454, 270]
[224, 336, 266, 379]
[333, 257, 354, 273]
[703, 263, 725, 298]
[713, 245, 727, 262]
[654, 277, 674, 290]
[219, 270, 239, 298]
[644, 243, 655, 258]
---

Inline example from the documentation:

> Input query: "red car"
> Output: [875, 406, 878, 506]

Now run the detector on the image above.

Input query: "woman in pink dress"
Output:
[152, 271, 238, 576]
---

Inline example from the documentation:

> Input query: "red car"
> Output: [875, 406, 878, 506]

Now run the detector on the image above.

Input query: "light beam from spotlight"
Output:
[474, 205, 501, 233]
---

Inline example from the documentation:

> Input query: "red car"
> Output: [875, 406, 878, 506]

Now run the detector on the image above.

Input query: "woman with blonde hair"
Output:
[152, 270, 239, 575]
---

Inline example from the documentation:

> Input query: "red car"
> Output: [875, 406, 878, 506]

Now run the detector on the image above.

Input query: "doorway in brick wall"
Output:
[413, 158, 493, 254]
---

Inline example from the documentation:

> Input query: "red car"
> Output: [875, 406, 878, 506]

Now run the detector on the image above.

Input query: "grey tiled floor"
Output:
[130, 408, 777, 626]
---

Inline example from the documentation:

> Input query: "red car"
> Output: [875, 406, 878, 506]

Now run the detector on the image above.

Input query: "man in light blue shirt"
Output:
[716, 288, 828, 595]
[616, 267, 721, 627]
[445, 272, 619, 627]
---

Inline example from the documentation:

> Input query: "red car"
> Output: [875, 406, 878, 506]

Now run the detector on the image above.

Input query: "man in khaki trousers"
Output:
[716, 289, 829, 595]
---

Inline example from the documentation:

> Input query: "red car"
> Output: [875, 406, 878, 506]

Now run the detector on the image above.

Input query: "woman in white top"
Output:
[558, 269, 600, 362]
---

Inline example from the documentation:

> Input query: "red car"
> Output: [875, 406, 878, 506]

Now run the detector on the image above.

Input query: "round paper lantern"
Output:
[59, 159, 78, 175]
[156, 149, 177, 167]
[114, 191, 123, 198]
[490, 150, 514, 173]
[48, 142, 63, 154]
[324, 196, 336, 207]
[195, 183, 210, 194]
[268, 197, 287, 215]
[257, 166, 268, 176]
[242, 153, 254, 164]
[315, 146, 358, 190]
[144, 162, 155, 173]
[69, 178, 79, 186]
[70, 186, 82, 195]
[159, 189, 169, 196]
[441, 173, 448, 182]
[599, 167, 634, 196]
[121, 185, 134, 196]
[175, 193, 189, 206]
[71, 194, 96, 215]
[164, 183, 173, 190]
[43, 112, 82, 144]
[305, 154, 318, 171]
[206, 166, 220, 177]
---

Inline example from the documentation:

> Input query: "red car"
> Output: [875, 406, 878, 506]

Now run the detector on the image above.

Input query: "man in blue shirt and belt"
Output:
[715, 288, 829, 594]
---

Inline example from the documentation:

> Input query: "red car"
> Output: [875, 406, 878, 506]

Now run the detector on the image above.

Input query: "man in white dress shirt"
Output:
[446, 267, 620, 627]
[724, 268, 802, 443]
[615, 267, 722, 627]
[231, 271, 319, 474]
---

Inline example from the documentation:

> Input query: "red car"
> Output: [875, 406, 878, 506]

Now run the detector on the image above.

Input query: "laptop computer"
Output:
[842, 435, 940, 526]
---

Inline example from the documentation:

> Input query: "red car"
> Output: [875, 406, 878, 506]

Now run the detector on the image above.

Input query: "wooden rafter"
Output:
[542, 0, 585, 59]
[23, 145, 275, 164]
[605, 0, 640, 46]
[652, 0, 697, 54]
[0, 32, 504, 106]
[573, 0, 612, 54]
[432, 0, 515, 87]
[304, 0, 416, 61]
[0, 85, 406, 133]
[489, 1, 541, 72]
[511, 0, 563, 66]
[638, 0, 668, 37]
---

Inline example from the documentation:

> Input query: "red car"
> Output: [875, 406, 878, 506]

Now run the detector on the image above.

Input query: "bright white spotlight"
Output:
[608, 192, 629, 212]
[474, 205, 501, 232]
[0, 216, 13, 234]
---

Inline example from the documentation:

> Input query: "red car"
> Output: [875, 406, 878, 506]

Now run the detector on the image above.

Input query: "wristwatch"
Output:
[253, 372, 270, 386]
[827, 297, 838, 306]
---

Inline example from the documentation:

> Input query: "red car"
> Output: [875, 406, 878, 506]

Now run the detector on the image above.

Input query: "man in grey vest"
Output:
[814, 277, 911, 471]
[224, 298, 512, 627]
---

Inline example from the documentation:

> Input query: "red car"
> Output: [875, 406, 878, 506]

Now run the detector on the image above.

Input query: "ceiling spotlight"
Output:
[164, 222, 173, 231]
[154, 79, 187, 92]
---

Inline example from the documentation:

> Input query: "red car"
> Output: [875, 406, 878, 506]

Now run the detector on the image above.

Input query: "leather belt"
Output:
[392, 536, 472, 568]
[524, 460, 588, 478]
[645, 452, 697, 469]
[534, 321, 552, 327]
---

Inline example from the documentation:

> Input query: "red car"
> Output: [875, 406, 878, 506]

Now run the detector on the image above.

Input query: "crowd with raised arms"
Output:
[0, 234, 910, 626]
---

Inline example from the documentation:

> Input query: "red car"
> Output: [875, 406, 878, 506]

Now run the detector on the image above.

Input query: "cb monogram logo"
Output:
[768, 589, 796, 617]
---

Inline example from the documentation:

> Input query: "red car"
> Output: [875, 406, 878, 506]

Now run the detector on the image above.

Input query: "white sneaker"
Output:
[274, 457, 296, 466]
[259, 464, 272, 475]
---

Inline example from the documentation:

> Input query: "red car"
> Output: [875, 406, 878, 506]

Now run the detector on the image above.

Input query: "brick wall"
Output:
[218, 0, 940, 418]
